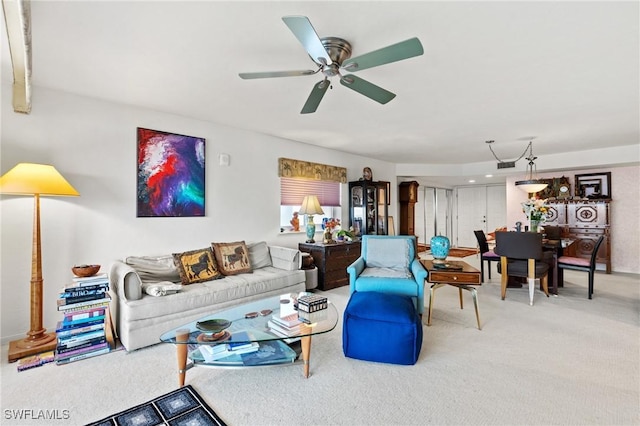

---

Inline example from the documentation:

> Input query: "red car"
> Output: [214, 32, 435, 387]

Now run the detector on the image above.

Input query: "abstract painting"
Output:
[137, 128, 205, 217]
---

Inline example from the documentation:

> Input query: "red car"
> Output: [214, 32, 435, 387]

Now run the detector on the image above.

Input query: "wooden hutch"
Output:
[545, 199, 611, 273]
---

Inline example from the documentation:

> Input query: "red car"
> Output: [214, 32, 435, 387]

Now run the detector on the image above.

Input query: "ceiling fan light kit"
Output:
[239, 15, 424, 114]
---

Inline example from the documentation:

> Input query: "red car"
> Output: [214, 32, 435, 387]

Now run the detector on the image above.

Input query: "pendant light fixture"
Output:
[515, 141, 548, 193]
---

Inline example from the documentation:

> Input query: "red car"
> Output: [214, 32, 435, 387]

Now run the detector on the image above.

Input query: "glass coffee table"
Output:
[160, 294, 338, 386]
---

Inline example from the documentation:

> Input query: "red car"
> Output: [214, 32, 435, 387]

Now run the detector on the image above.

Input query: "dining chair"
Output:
[557, 235, 605, 299]
[542, 225, 562, 240]
[494, 231, 550, 306]
[473, 230, 500, 282]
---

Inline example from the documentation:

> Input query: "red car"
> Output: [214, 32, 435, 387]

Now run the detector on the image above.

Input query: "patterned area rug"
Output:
[419, 245, 479, 258]
[87, 385, 226, 426]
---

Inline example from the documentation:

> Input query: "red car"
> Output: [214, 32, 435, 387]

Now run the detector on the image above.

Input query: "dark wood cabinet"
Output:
[399, 181, 419, 235]
[298, 242, 361, 290]
[349, 180, 389, 236]
[545, 200, 611, 273]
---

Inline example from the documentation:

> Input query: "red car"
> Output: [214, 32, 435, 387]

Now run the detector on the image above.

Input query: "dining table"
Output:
[542, 238, 576, 295]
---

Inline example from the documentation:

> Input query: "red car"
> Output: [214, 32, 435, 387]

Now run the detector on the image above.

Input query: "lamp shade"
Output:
[298, 195, 324, 216]
[515, 180, 548, 194]
[0, 163, 79, 196]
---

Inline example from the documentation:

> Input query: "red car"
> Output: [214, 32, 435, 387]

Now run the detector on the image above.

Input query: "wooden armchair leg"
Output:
[500, 257, 508, 300]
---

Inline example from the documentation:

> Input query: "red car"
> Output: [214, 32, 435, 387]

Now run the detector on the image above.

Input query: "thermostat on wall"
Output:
[219, 153, 230, 166]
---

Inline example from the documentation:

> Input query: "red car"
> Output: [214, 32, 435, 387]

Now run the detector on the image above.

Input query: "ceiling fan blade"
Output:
[342, 37, 424, 72]
[282, 16, 332, 65]
[340, 75, 396, 104]
[301, 80, 330, 114]
[239, 70, 317, 79]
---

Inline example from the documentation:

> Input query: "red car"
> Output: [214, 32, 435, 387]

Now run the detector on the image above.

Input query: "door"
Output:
[415, 187, 453, 246]
[456, 185, 506, 248]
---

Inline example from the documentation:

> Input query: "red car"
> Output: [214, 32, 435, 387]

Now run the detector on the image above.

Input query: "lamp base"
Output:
[305, 220, 316, 244]
[7, 332, 57, 363]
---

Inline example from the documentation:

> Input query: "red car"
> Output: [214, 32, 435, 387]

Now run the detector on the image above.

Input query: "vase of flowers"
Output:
[521, 198, 548, 233]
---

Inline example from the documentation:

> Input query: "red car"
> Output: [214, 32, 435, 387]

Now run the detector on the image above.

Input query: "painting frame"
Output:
[137, 127, 206, 217]
[575, 172, 611, 199]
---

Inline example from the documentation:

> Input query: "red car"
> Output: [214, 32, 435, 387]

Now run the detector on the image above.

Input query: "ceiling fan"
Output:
[239, 16, 424, 114]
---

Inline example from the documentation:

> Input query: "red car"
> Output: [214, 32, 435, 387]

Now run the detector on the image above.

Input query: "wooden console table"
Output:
[298, 241, 361, 290]
[421, 259, 482, 330]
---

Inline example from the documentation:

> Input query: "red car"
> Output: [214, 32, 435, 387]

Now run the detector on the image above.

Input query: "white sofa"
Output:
[109, 242, 306, 351]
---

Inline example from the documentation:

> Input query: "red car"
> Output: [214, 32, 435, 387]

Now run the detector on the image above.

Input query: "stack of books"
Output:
[297, 294, 328, 313]
[55, 273, 115, 365]
[267, 312, 302, 342]
[199, 331, 259, 362]
[16, 351, 55, 372]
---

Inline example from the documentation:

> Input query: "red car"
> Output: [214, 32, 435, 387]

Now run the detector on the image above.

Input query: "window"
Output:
[280, 178, 341, 232]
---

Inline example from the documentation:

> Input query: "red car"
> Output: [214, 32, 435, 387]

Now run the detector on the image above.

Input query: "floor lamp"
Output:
[0, 163, 79, 362]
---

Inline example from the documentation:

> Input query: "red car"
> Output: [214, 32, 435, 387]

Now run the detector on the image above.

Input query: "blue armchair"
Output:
[347, 235, 427, 314]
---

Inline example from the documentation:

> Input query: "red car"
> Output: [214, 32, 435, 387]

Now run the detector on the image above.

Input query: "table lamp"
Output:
[0, 163, 79, 362]
[298, 195, 324, 243]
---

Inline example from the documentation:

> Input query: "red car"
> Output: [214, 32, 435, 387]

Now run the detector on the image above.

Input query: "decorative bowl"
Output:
[195, 319, 231, 334]
[72, 264, 101, 277]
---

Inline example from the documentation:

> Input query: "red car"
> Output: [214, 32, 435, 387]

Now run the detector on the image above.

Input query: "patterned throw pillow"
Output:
[172, 248, 223, 285]
[211, 241, 253, 275]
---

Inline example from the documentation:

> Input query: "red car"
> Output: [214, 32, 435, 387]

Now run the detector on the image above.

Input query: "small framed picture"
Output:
[575, 172, 611, 199]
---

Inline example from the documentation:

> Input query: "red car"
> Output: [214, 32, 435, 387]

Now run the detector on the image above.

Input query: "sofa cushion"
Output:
[212, 241, 252, 275]
[172, 247, 223, 284]
[247, 241, 272, 269]
[125, 254, 181, 283]
[366, 238, 410, 269]
[360, 267, 411, 279]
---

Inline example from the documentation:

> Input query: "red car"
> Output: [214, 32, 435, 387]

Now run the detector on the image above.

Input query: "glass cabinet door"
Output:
[349, 180, 388, 236]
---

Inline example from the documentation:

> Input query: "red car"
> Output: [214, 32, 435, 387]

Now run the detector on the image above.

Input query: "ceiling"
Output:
[2, 1, 639, 184]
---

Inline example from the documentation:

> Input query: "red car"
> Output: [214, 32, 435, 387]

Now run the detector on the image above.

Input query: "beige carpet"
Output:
[1, 256, 638, 425]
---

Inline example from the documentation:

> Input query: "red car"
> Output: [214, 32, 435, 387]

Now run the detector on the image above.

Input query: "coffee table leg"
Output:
[458, 287, 464, 309]
[301, 334, 312, 378]
[176, 329, 189, 387]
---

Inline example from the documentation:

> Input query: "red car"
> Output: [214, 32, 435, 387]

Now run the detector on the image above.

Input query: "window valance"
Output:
[278, 158, 347, 184]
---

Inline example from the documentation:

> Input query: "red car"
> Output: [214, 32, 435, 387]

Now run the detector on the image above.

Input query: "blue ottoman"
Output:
[342, 291, 423, 365]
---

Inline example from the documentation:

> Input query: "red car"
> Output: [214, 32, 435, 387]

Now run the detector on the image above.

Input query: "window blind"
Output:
[280, 178, 341, 207]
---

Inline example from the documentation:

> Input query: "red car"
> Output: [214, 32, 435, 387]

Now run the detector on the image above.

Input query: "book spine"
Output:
[56, 337, 107, 354]
[57, 298, 110, 312]
[63, 282, 109, 292]
[61, 315, 106, 327]
[271, 314, 301, 328]
[55, 342, 108, 359]
[56, 323, 105, 337]
[56, 317, 105, 332]
[267, 320, 300, 337]
[55, 347, 110, 365]
[57, 329, 106, 346]
[57, 294, 110, 307]
[63, 308, 106, 322]
[59, 288, 108, 299]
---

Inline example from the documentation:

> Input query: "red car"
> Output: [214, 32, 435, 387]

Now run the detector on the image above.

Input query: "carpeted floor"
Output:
[1, 255, 638, 425]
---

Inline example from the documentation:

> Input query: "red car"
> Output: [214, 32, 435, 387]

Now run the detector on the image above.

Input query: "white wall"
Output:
[505, 166, 640, 274]
[0, 86, 396, 342]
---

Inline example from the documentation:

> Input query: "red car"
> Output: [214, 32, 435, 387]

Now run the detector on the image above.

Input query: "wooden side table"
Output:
[298, 242, 361, 290]
[421, 259, 482, 330]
